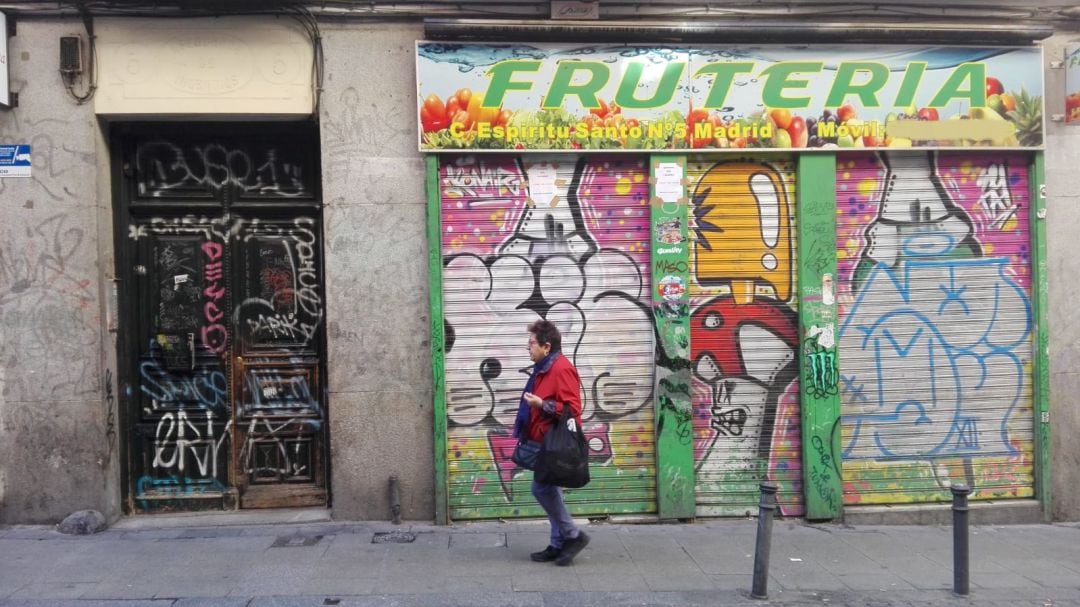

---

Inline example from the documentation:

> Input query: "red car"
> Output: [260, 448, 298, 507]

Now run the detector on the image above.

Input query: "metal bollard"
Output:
[751, 481, 779, 600]
[951, 484, 971, 596]
[389, 475, 402, 525]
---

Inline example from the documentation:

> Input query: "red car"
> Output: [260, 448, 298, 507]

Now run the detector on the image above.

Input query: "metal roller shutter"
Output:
[686, 157, 804, 517]
[439, 154, 657, 520]
[836, 152, 1035, 505]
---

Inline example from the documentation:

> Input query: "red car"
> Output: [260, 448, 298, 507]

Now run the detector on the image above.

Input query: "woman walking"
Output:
[514, 319, 590, 566]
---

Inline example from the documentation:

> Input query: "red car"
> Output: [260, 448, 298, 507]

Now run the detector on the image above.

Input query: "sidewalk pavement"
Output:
[2, 513, 1079, 607]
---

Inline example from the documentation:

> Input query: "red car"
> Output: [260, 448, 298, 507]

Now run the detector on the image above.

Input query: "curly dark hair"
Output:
[527, 319, 562, 352]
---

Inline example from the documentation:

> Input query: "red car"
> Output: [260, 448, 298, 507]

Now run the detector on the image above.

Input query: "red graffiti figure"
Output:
[261, 267, 296, 311]
[691, 296, 798, 467]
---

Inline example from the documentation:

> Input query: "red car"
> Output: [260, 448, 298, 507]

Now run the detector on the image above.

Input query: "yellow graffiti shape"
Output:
[692, 162, 794, 304]
[857, 179, 878, 198]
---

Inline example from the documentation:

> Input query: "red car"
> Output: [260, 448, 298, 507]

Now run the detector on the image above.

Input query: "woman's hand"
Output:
[523, 392, 543, 408]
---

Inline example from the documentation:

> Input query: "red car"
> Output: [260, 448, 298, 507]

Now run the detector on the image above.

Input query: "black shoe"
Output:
[530, 545, 561, 562]
[555, 531, 589, 566]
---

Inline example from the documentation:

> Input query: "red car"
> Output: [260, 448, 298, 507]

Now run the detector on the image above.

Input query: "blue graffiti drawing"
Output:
[840, 153, 1032, 462]
[139, 359, 228, 411]
[840, 256, 1031, 460]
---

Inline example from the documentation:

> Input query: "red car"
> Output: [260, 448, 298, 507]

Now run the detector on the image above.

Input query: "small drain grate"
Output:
[271, 535, 323, 548]
[372, 531, 417, 544]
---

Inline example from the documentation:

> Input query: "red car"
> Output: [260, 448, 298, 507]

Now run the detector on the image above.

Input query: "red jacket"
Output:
[524, 353, 583, 443]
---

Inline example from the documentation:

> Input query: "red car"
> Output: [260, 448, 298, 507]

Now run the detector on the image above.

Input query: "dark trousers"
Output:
[531, 478, 580, 549]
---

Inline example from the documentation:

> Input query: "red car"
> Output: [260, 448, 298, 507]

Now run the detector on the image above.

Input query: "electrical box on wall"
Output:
[60, 35, 82, 77]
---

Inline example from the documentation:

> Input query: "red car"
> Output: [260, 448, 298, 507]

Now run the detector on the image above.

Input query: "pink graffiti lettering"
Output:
[201, 240, 223, 260]
[201, 240, 228, 353]
[204, 262, 224, 282]
[204, 284, 226, 300]
[201, 324, 228, 353]
[204, 301, 224, 323]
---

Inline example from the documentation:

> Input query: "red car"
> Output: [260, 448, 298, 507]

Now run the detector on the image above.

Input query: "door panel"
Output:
[232, 216, 326, 507]
[130, 225, 233, 507]
[234, 217, 324, 352]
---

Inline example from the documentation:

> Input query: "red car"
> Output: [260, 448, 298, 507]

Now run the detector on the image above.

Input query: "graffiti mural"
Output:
[132, 219, 327, 504]
[123, 127, 327, 510]
[687, 159, 804, 516]
[440, 155, 656, 518]
[135, 333, 232, 504]
[836, 152, 1034, 504]
[135, 140, 309, 198]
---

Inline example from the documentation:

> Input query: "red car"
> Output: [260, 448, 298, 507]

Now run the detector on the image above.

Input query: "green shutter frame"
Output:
[1031, 152, 1051, 522]
[427, 155, 450, 525]
[796, 154, 843, 520]
[650, 154, 695, 520]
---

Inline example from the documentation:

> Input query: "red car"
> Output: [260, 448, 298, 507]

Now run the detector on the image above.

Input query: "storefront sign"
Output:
[1066, 45, 1080, 124]
[551, 1, 599, 20]
[416, 43, 1044, 152]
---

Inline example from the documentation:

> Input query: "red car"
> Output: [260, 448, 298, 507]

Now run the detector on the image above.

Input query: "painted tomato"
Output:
[590, 98, 621, 119]
[688, 108, 710, 125]
[687, 108, 712, 147]
[445, 95, 463, 117]
[423, 94, 446, 120]
[420, 94, 450, 132]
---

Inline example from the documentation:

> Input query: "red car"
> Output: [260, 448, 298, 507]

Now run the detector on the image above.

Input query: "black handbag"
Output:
[535, 405, 590, 488]
[511, 440, 542, 470]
